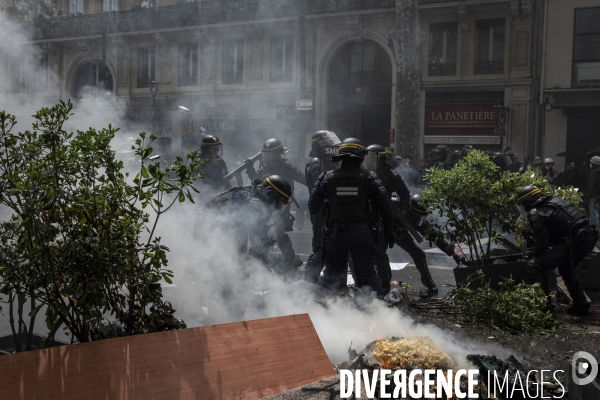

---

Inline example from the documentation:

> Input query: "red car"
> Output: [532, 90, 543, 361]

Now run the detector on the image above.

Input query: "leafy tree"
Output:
[0, 101, 203, 349]
[2, 0, 64, 34]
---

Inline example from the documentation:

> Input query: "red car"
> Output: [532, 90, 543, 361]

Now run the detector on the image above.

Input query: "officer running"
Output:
[308, 138, 395, 298]
[516, 185, 595, 315]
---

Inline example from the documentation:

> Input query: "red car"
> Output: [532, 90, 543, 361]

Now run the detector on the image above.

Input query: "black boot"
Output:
[416, 260, 438, 298]
[567, 303, 591, 316]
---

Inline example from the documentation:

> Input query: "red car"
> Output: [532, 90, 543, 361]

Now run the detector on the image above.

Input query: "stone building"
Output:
[541, 0, 600, 172]
[1, 0, 540, 166]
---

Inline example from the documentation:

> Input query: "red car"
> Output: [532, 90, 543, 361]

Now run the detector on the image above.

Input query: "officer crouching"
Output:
[517, 185, 595, 316]
[308, 138, 395, 298]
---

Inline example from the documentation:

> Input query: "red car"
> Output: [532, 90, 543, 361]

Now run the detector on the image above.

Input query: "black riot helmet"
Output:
[516, 185, 543, 211]
[462, 145, 474, 157]
[385, 147, 397, 168]
[309, 130, 340, 157]
[428, 145, 448, 163]
[261, 138, 287, 167]
[363, 144, 387, 173]
[260, 175, 292, 208]
[333, 138, 366, 163]
[200, 135, 223, 158]
[450, 149, 463, 162]
[410, 194, 428, 216]
[492, 152, 507, 170]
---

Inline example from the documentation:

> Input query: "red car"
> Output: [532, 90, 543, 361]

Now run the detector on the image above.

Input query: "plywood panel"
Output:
[0, 314, 334, 400]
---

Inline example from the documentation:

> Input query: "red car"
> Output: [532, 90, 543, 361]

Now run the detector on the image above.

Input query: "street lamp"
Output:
[149, 80, 160, 134]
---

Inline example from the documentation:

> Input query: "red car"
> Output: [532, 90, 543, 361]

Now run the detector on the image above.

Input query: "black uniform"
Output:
[308, 164, 394, 296]
[200, 159, 230, 192]
[204, 185, 297, 269]
[528, 196, 595, 309]
[305, 157, 322, 192]
[373, 165, 411, 294]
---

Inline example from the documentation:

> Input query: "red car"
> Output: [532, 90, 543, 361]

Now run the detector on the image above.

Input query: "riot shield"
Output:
[314, 145, 341, 252]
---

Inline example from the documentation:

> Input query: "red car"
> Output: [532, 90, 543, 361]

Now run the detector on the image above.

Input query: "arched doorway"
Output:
[72, 60, 113, 98]
[327, 39, 392, 145]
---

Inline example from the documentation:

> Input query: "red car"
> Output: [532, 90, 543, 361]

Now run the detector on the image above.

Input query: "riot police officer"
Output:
[199, 135, 230, 194]
[428, 145, 449, 168]
[363, 144, 411, 294]
[308, 138, 395, 297]
[304, 131, 341, 282]
[390, 194, 464, 296]
[247, 138, 307, 190]
[204, 175, 300, 272]
[517, 185, 595, 315]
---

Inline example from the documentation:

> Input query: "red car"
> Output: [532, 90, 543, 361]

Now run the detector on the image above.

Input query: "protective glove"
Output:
[386, 232, 396, 249]
[525, 258, 540, 276]
[452, 253, 466, 265]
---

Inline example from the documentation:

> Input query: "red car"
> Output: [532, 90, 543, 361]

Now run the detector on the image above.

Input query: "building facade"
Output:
[542, 0, 600, 172]
[1, 0, 542, 166]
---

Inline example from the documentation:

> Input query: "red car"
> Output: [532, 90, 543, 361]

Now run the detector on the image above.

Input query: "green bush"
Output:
[0, 101, 203, 349]
[451, 272, 559, 335]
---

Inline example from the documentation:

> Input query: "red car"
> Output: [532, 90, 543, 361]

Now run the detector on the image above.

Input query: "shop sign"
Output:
[426, 104, 498, 129]
[424, 136, 501, 145]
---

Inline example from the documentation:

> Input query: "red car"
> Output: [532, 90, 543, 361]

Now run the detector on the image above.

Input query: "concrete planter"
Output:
[453, 254, 534, 290]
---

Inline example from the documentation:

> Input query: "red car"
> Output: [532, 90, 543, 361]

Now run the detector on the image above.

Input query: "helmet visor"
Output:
[516, 204, 528, 218]
[315, 132, 341, 148]
[361, 150, 379, 173]
[263, 151, 282, 167]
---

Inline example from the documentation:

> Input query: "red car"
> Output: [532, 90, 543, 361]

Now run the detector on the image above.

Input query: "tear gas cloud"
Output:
[0, 11, 508, 366]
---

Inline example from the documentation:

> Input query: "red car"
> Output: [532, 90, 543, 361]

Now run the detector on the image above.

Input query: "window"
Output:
[573, 7, 600, 86]
[102, 0, 117, 12]
[350, 41, 375, 85]
[474, 18, 505, 75]
[140, 0, 155, 8]
[34, 54, 49, 92]
[178, 43, 198, 86]
[69, 0, 83, 16]
[428, 22, 458, 76]
[270, 35, 293, 82]
[222, 39, 244, 84]
[137, 46, 156, 88]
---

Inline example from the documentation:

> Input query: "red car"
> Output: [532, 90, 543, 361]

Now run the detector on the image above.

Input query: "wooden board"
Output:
[0, 314, 335, 400]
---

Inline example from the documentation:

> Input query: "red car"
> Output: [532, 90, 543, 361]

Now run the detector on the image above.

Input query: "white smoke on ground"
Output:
[151, 194, 510, 367]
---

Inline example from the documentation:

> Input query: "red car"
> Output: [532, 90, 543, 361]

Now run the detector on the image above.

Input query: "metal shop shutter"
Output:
[567, 107, 600, 157]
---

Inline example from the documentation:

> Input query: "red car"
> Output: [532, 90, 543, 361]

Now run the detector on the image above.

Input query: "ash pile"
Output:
[333, 337, 565, 400]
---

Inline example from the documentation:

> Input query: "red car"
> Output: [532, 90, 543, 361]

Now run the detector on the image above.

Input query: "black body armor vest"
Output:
[326, 168, 369, 223]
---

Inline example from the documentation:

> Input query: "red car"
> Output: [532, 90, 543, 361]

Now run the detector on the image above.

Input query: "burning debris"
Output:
[373, 337, 456, 371]
[334, 337, 485, 399]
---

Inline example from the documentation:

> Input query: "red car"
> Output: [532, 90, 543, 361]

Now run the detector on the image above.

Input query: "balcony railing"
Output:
[427, 62, 457, 77]
[473, 60, 504, 75]
[30, 0, 396, 40]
